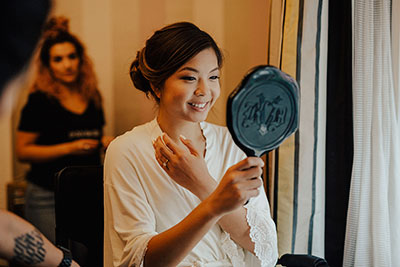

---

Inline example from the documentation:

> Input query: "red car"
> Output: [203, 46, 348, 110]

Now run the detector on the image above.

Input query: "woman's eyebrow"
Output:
[178, 66, 219, 73]
[209, 67, 219, 73]
[178, 67, 198, 73]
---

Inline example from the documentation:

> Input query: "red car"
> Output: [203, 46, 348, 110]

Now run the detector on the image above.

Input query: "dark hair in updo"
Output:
[129, 22, 223, 102]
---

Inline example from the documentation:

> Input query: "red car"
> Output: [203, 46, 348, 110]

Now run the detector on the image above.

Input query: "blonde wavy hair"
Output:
[32, 16, 102, 108]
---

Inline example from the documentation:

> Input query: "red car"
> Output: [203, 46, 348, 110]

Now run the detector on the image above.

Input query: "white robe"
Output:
[104, 118, 278, 267]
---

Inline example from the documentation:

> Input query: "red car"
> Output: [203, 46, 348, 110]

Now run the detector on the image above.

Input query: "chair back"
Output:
[54, 165, 104, 267]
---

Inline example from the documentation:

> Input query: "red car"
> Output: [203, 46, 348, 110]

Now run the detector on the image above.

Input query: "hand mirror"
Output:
[227, 65, 299, 157]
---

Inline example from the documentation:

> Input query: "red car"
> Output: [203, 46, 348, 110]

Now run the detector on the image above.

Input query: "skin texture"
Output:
[0, 210, 79, 267]
[155, 48, 221, 126]
[145, 48, 264, 267]
[48, 42, 80, 84]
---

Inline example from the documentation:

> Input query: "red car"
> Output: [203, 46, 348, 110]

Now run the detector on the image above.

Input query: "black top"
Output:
[18, 91, 105, 190]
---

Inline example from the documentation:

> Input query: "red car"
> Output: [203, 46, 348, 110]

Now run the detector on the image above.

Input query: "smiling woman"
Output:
[156, 48, 221, 132]
[104, 22, 278, 267]
[15, 16, 113, 243]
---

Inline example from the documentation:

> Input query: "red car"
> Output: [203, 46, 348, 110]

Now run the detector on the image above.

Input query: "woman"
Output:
[104, 22, 278, 267]
[16, 16, 112, 243]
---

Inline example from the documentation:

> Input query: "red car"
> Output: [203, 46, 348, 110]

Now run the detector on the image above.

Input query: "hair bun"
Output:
[43, 16, 70, 38]
[130, 51, 152, 96]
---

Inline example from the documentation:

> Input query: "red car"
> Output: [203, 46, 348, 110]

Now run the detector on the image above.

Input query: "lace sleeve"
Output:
[245, 195, 279, 267]
[219, 193, 279, 267]
[220, 231, 246, 267]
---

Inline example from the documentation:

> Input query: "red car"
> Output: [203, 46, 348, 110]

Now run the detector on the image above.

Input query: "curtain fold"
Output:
[344, 0, 400, 266]
[325, 0, 353, 266]
[393, 0, 400, 120]
[266, 0, 328, 257]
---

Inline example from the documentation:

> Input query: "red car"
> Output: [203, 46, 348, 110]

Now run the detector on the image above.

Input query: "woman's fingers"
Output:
[235, 157, 264, 171]
[161, 133, 179, 154]
[242, 176, 263, 190]
[154, 135, 174, 159]
[179, 135, 200, 156]
[228, 160, 263, 183]
[239, 165, 263, 181]
[153, 133, 214, 197]
[154, 133, 196, 162]
[154, 152, 168, 169]
[86, 139, 100, 147]
[70, 139, 100, 155]
[210, 157, 264, 212]
[153, 135, 178, 171]
[209, 175, 262, 215]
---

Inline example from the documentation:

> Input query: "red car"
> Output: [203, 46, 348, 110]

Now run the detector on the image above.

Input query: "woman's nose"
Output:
[195, 80, 209, 96]
[63, 59, 73, 69]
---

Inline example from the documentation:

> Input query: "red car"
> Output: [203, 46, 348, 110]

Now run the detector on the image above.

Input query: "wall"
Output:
[2, 0, 269, 209]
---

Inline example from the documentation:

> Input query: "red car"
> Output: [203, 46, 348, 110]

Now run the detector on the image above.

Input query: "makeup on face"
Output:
[158, 48, 221, 124]
[49, 42, 80, 84]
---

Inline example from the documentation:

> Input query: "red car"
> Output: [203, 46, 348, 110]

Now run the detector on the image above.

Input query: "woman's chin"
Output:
[58, 78, 78, 86]
[188, 112, 209, 123]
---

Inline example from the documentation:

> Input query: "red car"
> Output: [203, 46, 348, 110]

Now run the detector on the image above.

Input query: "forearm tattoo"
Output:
[12, 228, 46, 265]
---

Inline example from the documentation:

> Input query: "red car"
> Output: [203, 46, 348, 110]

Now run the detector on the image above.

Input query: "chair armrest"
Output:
[277, 253, 329, 267]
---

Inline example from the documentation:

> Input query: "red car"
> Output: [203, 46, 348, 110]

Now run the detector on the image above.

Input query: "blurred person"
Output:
[15, 16, 113, 243]
[1, 2, 78, 266]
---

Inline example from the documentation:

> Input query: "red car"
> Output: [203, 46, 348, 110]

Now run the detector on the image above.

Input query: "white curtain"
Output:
[344, 0, 400, 266]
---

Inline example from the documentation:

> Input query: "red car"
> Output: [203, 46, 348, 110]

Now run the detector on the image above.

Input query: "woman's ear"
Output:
[150, 83, 161, 98]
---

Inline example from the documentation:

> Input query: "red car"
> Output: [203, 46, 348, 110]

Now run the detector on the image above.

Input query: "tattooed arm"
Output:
[0, 210, 79, 266]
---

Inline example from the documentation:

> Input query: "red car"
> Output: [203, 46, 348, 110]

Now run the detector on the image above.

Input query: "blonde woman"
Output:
[16, 17, 112, 242]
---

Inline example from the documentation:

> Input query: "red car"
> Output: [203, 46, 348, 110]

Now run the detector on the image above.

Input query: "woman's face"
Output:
[48, 42, 80, 84]
[157, 48, 220, 123]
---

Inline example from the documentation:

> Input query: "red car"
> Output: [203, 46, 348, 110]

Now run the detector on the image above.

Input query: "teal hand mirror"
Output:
[227, 65, 299, 157]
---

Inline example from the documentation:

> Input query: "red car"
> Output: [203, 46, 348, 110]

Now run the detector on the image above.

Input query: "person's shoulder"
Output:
[28, 90, 48, 98]
[107, 120, 154, 152]
[105, 120, 156, 166]
[202, 121, 244, 155]
[109, 124, 143, 145]
[20, 90, 52, 113]
[26, 90, 53, 104]
[201, 121, 230, 140]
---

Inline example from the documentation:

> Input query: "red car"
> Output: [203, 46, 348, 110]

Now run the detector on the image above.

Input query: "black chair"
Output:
[277, 253, 329, 266]
[54, 165, 104, 267]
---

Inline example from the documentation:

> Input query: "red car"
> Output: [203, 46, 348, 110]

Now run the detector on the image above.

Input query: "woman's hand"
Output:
[16, 131, 100, 163]
[153, 133, 215, 199]
[206, 157, 264, 216]
[68, 139, 100, 155]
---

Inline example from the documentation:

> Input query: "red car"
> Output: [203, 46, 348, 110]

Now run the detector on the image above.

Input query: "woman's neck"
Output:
[156, 113, 205, 147]
[60, 82, 78, 92]
[57, 86, 88, 114]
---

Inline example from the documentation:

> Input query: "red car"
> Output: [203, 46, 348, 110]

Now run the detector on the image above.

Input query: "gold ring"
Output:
[163, 159, 169, 167]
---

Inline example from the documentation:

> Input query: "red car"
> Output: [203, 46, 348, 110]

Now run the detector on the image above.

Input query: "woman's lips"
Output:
[188, 101, 209, 111]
